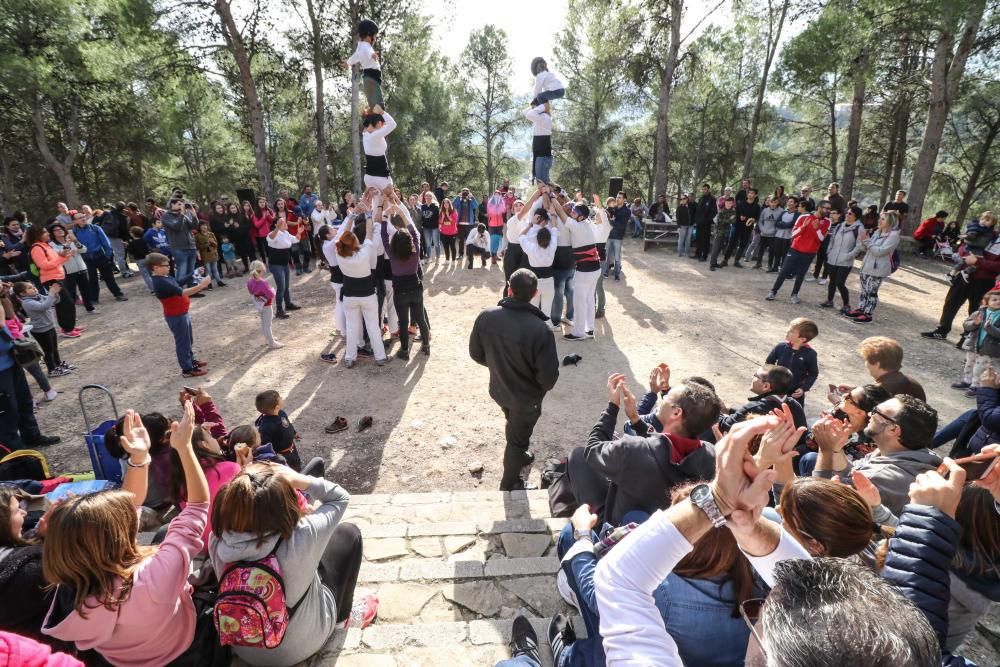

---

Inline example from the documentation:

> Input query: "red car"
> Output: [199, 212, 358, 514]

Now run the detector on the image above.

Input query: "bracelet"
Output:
[126, 454, 152, 468]
[573, 529, 592, 541]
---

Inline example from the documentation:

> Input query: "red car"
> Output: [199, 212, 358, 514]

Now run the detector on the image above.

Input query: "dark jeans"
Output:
[826, 264, 852, 306]
[83, 254, 123, 301]
[769, 238, 791, 271]
[318, 523, 364, 624]
[503, 243, 525, 294]
[457, 224, 473, 256]
[770, 250, 815, 295]
[812, 237, 830, 278]
[63, 270, 93, 311]
[43, 280, 76, 332]
[394, 287, 429, 352]
[499, 402, 542, 490]
[173, 248, 197, 286]
[0, 364, 42, 450]
[552, 268, 575, 323]
[725, 225, 752, 262]
[694, 220, 712, 259]
[442, 234, 457, 261]
[270, 264, 292, 313]
[165, 313, 195, 372]
[32, 328, 61, 372]
[466, 246, 490, 267]
[936, 276, 994, 335]
[753, 236, 776, 268]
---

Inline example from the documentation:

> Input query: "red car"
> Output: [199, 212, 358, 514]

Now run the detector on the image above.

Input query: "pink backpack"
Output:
[214, 546, 297, 648]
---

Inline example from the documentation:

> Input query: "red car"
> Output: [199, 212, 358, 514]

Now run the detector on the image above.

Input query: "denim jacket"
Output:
[653, 574, 761, 667]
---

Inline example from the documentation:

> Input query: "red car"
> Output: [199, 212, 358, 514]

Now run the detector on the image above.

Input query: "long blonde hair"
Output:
[42, 491, 156, 615]
[250, 260, 267, 279]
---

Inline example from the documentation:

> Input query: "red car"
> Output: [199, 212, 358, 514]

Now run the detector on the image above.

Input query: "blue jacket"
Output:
[881, 504, 977, 667]
[72, 223, 112, 258]
[969, 386, 1000, 454]
[766, 342, 819, 393]
[298, 193, 318, 219]
[452, 195, 479, 224]
[143, 227, 171, 256]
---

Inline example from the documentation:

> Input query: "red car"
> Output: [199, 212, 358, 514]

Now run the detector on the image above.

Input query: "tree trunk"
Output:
[653, 0, 682, 196]
[305, 0, 328, 203]
[348, 0, 363, 194]
[955, 119, 1000, 223]
[907, 0, 984, 232]
[840, 52, 867, 199]
[742, 0, 788, 180]
[215, 0, 275, 202]
[890, 100, 909, 194]
[31, 94, 79, 208]
[828, 92, 839, 182]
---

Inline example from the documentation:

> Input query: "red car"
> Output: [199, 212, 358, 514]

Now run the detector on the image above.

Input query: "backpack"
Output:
[890, 248, 901, 273]
[0, 449, 51, 482]
[213, 544, 297, 648]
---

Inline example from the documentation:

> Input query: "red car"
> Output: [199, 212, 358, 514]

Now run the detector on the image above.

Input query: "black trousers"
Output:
[812, 236, 831, 278]
[84, 254, 123, 301]
[502, 243, 525, 297]
[441, 234, 457, 260]
[725, 226, 752, 262]
[33, 329, 61, 372]
[499, 401, 542, 490]
[937, 276, 994, 335]
[566, 445, 609, 518]
[317, 523, 364, 624]
[43, 280, 76, 332]
[826, 265, 852, 306]
[753, 237, 776, 268]
[457, 224, 473, 256]
[694, 220, 712, 259]
[770, 238, 791, 271]
[0, 364, 42, 450]
[394, 287, 429, 352]
[63, 271, 93, 311]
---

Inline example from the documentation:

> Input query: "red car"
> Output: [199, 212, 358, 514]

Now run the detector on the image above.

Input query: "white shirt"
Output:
[506, 199, 544, 244]
[595, 508, 811, 665]
[311, 209, 327, 230]
[533, 70, 564, 97]
[322, 238, 340, 269]
[362, 112, 396, 157]
[521, 226, 558, 268]
[338, 238, 377, 278]
[466, 230, 490, 250]
[346, 40, 379, 70]
[591, 209, 611, 244]
[524, 105, 552, 136]
[563, 216, 596, 248]
[267, 230, 296, 249]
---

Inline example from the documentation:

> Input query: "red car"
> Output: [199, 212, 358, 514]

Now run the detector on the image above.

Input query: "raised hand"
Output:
[973, 444, 1000, 502]
[909, 459, 965, 518]
[607, 373, 626, 406]
[712, 416, 781, 516]
[812, 415, 850, 453]
[170, 400, 196, 451]
[851, 470, 882, 508]
[119, 409, 152, 462]
[234, 442, 254, 469]
[621, 383, 638, 421]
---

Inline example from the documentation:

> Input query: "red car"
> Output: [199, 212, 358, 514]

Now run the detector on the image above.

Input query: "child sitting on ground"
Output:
[765, 317, 819, 407]
[220, 235, 238, 278]
[950, 211, 998, 282]
[14, 282, 72, 378]
[465, 223, 491, 269]
[345, 19, 383, 114]
[254, 390, 302, 472]
[246, 260, 282, 350]
[954, 289, 1000, 396]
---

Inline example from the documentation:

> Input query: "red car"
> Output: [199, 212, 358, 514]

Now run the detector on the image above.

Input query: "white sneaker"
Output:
[268, 341, 284, 350]
[556, 569, 580, 612]
[43, 389, 58, 402]
[818, 278, 828, 285]
[791, 294, 801, 304]
[804, 275, 816, 282]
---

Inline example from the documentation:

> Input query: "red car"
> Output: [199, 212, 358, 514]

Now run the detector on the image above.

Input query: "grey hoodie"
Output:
[209, 478, 350, 667]
[824, 220, 862, 267]
[20, 293, 59, 333]
[757, 205, 783, 238]
[840, 448, 942, 516]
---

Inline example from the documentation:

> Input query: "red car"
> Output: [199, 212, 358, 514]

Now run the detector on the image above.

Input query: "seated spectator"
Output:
[103, 411, 174, 525]
[838, 336, 926, 401]
[181, 386, 228, 441]
[797, 383, 892, 475]
[717, 365, 806, 443]
[566, 373, 721, 526]
[627, 365, 721, 441]
[0, 488, 63, 645]
[914, 210, 949, 254]
[812, 395, 941, 515]
[969, 365, 1000, 454]
[209, 463, 378, 666]
[0, 631, 82, 666]
[592, 417, 961, 666]
[41, 404, 214, 666]
[772, 477, 874, 558]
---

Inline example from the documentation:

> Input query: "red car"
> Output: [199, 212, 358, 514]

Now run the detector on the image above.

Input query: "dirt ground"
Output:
[39, 238, 972, 493]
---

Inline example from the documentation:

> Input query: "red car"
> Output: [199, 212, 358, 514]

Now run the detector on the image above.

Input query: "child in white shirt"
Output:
[530, 57, 565, 107]
[346, 19, 383, 114]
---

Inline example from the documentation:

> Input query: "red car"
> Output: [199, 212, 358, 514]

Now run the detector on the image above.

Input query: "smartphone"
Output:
[939, 452, 1000, 480]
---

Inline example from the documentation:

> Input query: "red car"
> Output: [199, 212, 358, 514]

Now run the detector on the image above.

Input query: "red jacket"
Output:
[967, 236, 1000, 282]
[913, 217, 943, 241]
[790, 214, 830, 254]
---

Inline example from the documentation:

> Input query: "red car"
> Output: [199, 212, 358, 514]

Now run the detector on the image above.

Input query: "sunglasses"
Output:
[869, 407, 897, 425]
[740, 598, 767, 656]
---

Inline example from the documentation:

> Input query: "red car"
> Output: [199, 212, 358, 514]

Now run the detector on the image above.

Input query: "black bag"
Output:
[0, 327, 42, 367]
[544, 458, 578, 518]
[168, 576, 232, 667]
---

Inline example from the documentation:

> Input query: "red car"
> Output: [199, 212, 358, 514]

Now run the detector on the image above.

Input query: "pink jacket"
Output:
[251, 210, 273, 239]
[487, 197, 506, 229]
[0, 631, 83, 667]
[42, 503, 208, 667]
[439, 209, 459, 236]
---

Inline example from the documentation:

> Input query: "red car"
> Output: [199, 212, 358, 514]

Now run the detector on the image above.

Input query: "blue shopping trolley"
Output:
[79, 384, 123, 483]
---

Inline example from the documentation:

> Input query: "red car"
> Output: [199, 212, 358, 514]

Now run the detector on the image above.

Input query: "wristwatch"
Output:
[690, 483, 726, 528]
[573, 528, 593, 541]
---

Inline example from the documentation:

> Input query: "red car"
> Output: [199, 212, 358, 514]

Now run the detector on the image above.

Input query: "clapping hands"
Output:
[119, 409, 151, 464]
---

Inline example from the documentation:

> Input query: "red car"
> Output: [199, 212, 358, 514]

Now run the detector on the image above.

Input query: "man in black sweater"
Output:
[694, 184, 718, 261]
[726, 188, 761, 266]
[566, 373, 721, 526]
[470, 269, 560, 490]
